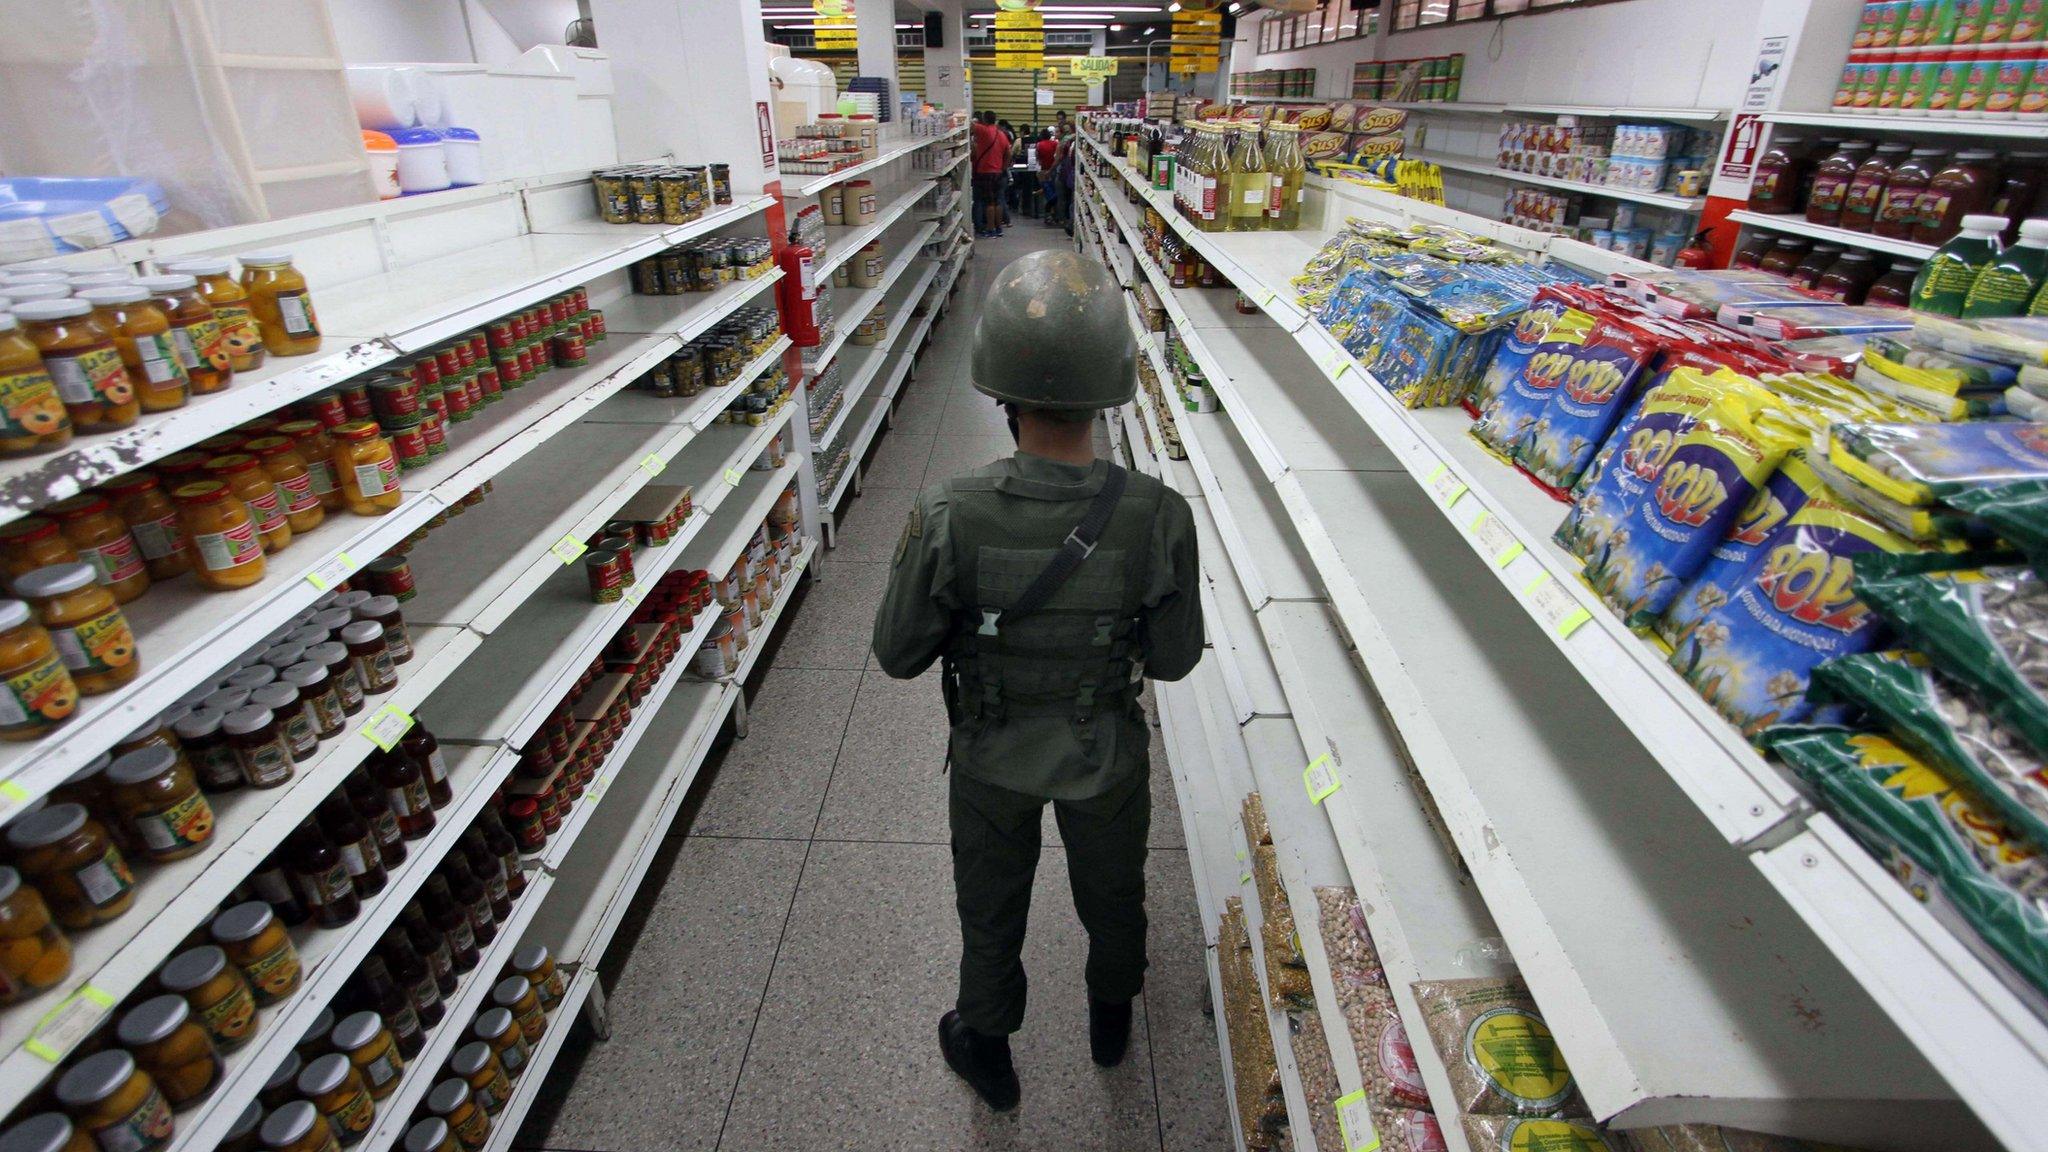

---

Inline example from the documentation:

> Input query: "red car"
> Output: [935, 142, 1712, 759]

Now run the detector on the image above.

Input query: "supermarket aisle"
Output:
[518, 226, 1230, 1152]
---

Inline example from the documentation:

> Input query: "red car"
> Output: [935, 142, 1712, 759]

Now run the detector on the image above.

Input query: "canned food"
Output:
[365, 556, 415, 602]
[585, 548, 629, 603]
[391, 424, 431, 471]
[369, 376, 424, 428]
[338, 382, 374, 420]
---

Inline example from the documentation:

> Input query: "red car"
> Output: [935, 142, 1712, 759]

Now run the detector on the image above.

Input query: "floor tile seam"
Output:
[711, 834, 817, 1152]
[806, 661, 874, 845]
[1143, 984, 1169, 1152]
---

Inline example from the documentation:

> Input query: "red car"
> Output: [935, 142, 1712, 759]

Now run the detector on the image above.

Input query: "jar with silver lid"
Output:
[250, 683, 318, 761]
[0, 1114, 84, 1152]
[400, 1118, 453, 1152]
[258, 1101, 332, 1152]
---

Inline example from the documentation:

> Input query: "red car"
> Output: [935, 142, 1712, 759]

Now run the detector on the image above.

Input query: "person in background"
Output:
[972, 110, 1007, 238]
[1018, 126, 1043, 220]
[872, 250, 1203, 1114]
[1035, 130, 1060, 226]
[996, 119, 1017, 228]
[1054, 123, 1078, 232]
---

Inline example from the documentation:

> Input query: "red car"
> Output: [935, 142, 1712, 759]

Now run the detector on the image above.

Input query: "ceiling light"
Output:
[1228, 1, 1242, 9]
[1110, 22, 1123, 29]
[1143, 27, 1155, 35]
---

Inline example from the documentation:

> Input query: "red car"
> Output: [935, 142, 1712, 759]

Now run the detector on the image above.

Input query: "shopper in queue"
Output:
[972, 110, 1008, 238]
[871, 250, 1204, 1112]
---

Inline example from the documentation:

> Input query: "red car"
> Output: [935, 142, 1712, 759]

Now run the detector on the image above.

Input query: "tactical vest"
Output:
[941, 468, 1168, 746]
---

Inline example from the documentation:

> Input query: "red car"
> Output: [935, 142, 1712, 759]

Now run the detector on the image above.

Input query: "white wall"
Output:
[1236, 0, 1768, 111]
[330, 0, 477, 63]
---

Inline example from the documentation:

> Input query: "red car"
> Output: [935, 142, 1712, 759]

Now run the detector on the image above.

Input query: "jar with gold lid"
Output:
[54, 1050, 174, 1152]
[116, 994, 223, 1109]
[157, 945, 258, 1053]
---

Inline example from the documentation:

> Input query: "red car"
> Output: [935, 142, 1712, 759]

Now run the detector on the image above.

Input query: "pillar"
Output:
[922, 0, 968, 112]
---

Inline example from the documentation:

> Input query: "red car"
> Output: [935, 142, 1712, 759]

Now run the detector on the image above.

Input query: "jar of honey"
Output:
[0, 599, 78, 741]
[77, 285, 188, 414]
[240, 252, 321, 356]
[207, 454, 292, 554]
[162, 258, 266, 372]
[296, 1054, 374, 1147]
[210, 900, 302, 1004]
[329, 422, 402, 515]
[0, 311, 73, 456]
[259, 1101, 340, 1152]
[100, 474, 190, 582]
[0, 865, 71, 1003]
[45, 494, 150, 604]
[14, 563, 137, 695]
[0, 1114, 95, 1152]
[11, 299, 136, 432]
[115, 994, 223, 1109]
[244, 436, 326, 534]
[54, 1051, 174, 1152]
[135, 274, 231, 395]
[157, 945, 258, 1053]
[105, 745, 213, 862]
[170, 481, 266, 591]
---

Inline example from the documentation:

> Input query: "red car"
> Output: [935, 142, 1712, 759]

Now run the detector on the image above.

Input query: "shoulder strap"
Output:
[981, 463, 1129, 635]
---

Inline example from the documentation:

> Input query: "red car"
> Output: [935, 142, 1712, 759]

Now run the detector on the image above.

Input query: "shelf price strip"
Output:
[551, 535, 587, 565]
[639, 454, 665, 476]
[1302, 754, 1340, 805]
[0, 781, 28, 824]
[26, 986, 114, 1062]
[1470, 511, 1523, 568]
[1335, 1089, 1381, 1152]
[305, 551, 358, 592]
[1426, 464, 1466, 507]
[1521, 572, 1593, 639]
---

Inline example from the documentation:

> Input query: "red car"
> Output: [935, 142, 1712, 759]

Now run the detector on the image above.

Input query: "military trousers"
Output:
[949, 766, 1151, 1036]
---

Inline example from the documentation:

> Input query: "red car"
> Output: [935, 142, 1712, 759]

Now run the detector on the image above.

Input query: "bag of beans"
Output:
[1412, 976, 1586, 1117]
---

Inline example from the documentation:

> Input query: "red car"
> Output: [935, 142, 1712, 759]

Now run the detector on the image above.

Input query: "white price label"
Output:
[1303, 754, 1340, 805]
[1522, 573, 1594, 640]
[1320, 350, 1351, 379]
[360, 705, 414, 751]
[551, 535, 587, 566]
[305, 551, 357, 592]
[27, 987, 114, 1062]
[1335, 1089, 1380, 1152]
[1470, 512, 1523, 568]
[1427, 464, 1467, 508]
[639, 454, 665, 476]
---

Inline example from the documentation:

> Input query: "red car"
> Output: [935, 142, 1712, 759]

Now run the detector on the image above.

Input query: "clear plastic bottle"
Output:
[1226, 125, 1269, 233]
[1264, 124, 1306, 231]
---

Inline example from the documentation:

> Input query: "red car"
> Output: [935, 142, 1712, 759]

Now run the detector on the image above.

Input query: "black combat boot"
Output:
[939, 1010, 1020, 1111]
[1088, 996, 1133, 1067]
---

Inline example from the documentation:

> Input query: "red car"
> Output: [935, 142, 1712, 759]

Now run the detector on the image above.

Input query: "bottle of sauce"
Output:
[239, 252, 321, 356]
[1749, 135, 1808, 214]
[441, 855, 496, 946]
[0, 312, 72, 457]
[1991, 153, 2048, 243]
[372, 747, 435, 840]
[462, 828, 511, 922]
[345, 768, 407, 867]
[420, 877, 479, 973]
[136, 274, 231, 395]
[288, 819, 360, 927]
[45, 495, 149, 603]
[12, 300, 136, 433]
[1807, 141, 1874, 227]
[1759, 238, 1812, 277]
[1874, 147, 1945, 240]
[1843, 142, 1911, 233]
[1815, 250, 1883, 303]
[1912, 213, 2008, 315]
[100, 474, 190, 582]
[1964, 217, 2048, 316]
[0, 599, 78, 742]
[1791, 243, 1846, 291]
[381, 926, 445, 1030]
[170, 480, 266, 591]
[402, 900, 460, 992]
[476, 807, 522, 898]
[317, 793, 386, 899]
[164, 258, 265, 372]
[1914, 149, 2000, 246]
[402, 722, 452, 807]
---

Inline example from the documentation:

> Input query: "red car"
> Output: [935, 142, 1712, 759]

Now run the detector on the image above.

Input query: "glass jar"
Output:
[15, 562, 137, 695]
[289, 821, 359, 927]
[329, 422, 401, 516]
[116, 994, 223, 1109]
[164, 258, 265, 373]
[352, 596, 410, 664]
[243, 437, 325, 535]
[371, 749, 433, 840]
[170, 480, 265, 590]
[402, 724, 451, 807]
[12, 299, 136, 432]
[0, 865, 71, 1003]
[510, 943, 564, 1010]
[1749, 135, 1806, 214]
[4, 803, 132, 928]
[172, 707, 245, 793]
[1915, 149, 2000, 247]
[449, 1041, 511, 1116]
[1838, 142, 1907, 234]
[1814, 250, 1882, 303]
[207, 454, 291, 553]
[0, 518, 78, 585]
[472, 1008, 530, 1080]
[298, 1007, 336, 1061]
[276, 421, 344, 510]
[45, 495, 149, 604]
[1761, 237, 1811, 276]
[218, 1103, 262, 1152]
[251, 683, 318, 762]
[339, 620, 397, 695]
[281, 661, 347, 738]
[1874, 147, 1945, 240]
[224, 705, 294, 788]
[1264, 123, 1305, 231]
[1789, 242, 1846, 291]
[1805, 140, 1873, 227]
[240, 252, 321, 357]
[0, 312, 72, 456]
[210, 900, 302, 1004]
[77, 285, 188, 414]
[331, 1010, 405, 1100]
[425, 1080, 490, 1152]
[105, 745, 213, 862]
[136, 275, 230, 396]
[0, 1114, 95, 1152]
[306, 642, 365, 716]
[1869, 259, 1921, 307]
[296, 1054, 374, 1148]
[157, 945, 258, 1053]
[54, 1051, 174, 1152]
[490, 975, 547, 1045]
[0, 599, 78, 741]
[100, 474, 190, 582]
[401, 1119, 455, 1152]
[259, 1103, 339, 1152]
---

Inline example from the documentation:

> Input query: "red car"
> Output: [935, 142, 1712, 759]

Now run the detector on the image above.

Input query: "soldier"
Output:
[871, 250, 1203, 1111]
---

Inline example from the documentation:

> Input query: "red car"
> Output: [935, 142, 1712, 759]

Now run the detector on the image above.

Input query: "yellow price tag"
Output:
[1470, 512, 1523, 568]
[724, 468, 743, 487]
[552, 536, 587, 565]
[26, 986, 115, 1062]
[1320, 350, 1350, 379]
[1303, 754, 1340, 805]
[1426, 464, 1467, 507]
[1335, 1089, 1380, 1152]
[361, 705, 415, 751]
[1239, 872, 1252, 885]
[1523, 573, 1594, 639]
[640, 454, 665, 476]
[306, 551, 357, 592]
[0, 780, 28, 823]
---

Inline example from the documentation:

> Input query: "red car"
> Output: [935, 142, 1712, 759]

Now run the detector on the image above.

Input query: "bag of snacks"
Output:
[1811, 651, 2048, 849]
[1376, 1106, 1449, 1152]
[1468, 288, 1583, 419]
[1853, 566, 2048, 759]
[1461, 1116, 1627, 1152]
[1629, 1125, 1853, 1152]
[1412, 976, 1584, 1117]
[1827, 422, 2048, 514]
[1555, 368, 1743, 562]
[1763, 726, 2048, 996]
[1471, 297, 1598, 458]
[1518, 319, 1662, 496]
[1948, 480, 2048, 569]
[1654, 451, 1823, 652]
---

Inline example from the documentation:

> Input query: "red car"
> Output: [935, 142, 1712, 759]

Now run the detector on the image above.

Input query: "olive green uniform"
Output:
[873, 451, 1202, 1035]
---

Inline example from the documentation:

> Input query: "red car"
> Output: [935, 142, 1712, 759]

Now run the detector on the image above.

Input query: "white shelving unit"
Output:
[1726, 209, 1937, 261]
[789, 125, 971, 198]
[1757, 109, 2048, 140]
[1408, 150, 1707, 212]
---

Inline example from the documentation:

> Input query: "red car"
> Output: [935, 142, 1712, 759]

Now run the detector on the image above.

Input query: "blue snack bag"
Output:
[1466, 285, 1579, 418]
[1555, 366, 1736, 563]
[1516, 317, 1661, 496]
[1470, 297, 1599, 460]
[1653, 450, 1823, 652]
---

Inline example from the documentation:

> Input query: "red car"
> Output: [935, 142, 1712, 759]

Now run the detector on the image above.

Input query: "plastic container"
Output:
[1963, 216, 2048, 316]
[441, 128, 483, 187]
[1911, 212, 2007, 315]
[362, 132, 400, 201]
[392, 128, 451, 195]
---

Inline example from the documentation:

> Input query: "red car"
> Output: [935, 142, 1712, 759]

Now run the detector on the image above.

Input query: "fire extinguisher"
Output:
[777, 231, 820, 347]
[1676, 229, 1713, 269]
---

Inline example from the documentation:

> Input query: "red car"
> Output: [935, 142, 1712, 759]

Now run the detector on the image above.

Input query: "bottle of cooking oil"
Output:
[1264, 124, 1305, 231]
[1226, 124, 1269, 233]
[1190, 125, 1228, 234]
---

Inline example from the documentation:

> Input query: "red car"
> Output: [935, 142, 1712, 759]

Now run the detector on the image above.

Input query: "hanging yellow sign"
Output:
[1170, 9, 1223, 73]
[811, 0, 850, 13]
[815, 15, 858, 51]
[1068, 57, 1119, 80]
[992, 7, 1043, 69]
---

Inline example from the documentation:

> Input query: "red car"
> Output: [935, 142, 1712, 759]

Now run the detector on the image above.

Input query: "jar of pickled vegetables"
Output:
[77, 285, 188, 414]
[162, 258, 265, 373]
[330, 422, 402, 515]
[136, 274, 231, 395]
[11, 300, 135, 432]
[0, 865, 72, 1003]
[106, 744, 214, 862]
[116, 994, 223, 1109]
[157, 945, 258, 1053]
[170, 481, 266, 591]
[244, 436, 325, 534]
[14, 562, 139, 695]
[45, 495, 150, 604]
[331, 1010, 404, 1100]
[0, 311, 73, 456]
[0, 599, 78, 741]
[54, 1051, 173, 1152]
[240, 253, 321, 356]
[5, 803, 134, 928]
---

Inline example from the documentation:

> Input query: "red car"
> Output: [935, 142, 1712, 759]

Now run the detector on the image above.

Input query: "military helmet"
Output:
[970, 250, 1136, 410]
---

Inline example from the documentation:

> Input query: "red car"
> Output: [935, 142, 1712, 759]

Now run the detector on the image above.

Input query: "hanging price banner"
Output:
[1069, 56, 1119, 80]
[815, 15, 858, 51]
[994, 7, 1042, 68]
[1171, 9, 1223, 72]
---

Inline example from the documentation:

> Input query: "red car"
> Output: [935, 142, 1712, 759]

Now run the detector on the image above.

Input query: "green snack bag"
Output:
[1811, 651, 2048, 847]
[1946, 479, 2048, 569]
[1762, 726, 2048, 997]
[1853, 566, 2048, 758]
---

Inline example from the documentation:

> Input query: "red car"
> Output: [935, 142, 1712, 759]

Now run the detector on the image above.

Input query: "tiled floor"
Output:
[519, 224, 1230, 1151]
